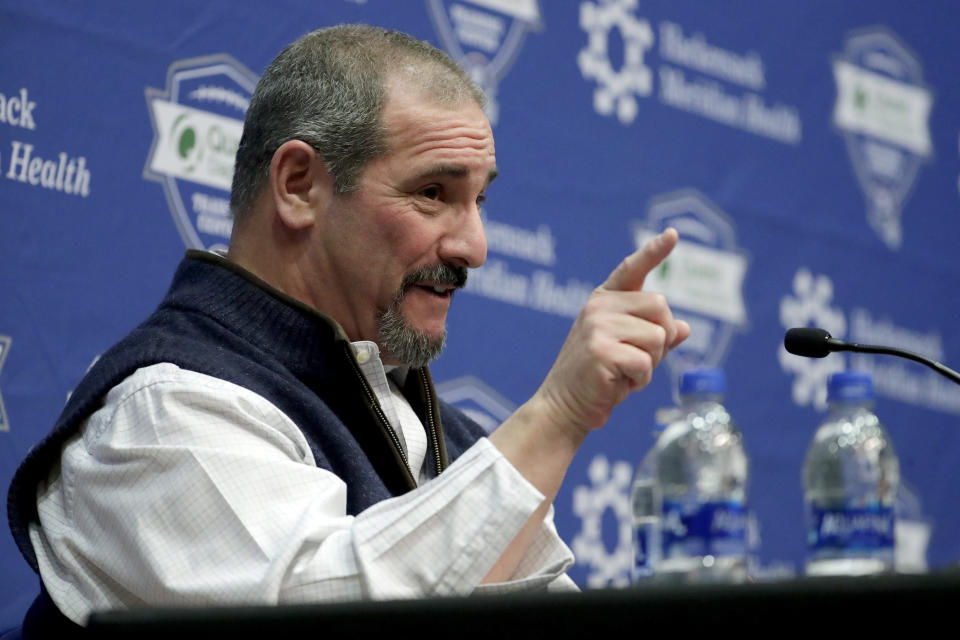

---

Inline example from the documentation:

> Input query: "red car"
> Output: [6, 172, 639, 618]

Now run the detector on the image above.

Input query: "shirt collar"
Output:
[351, 341, 410, 386]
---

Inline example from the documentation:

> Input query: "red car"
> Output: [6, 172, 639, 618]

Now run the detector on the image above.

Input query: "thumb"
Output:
[603, 228, 678, 292]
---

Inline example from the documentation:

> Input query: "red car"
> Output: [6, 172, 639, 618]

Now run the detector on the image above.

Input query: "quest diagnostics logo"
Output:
[832, 27, 933, 250]
[144, 55, 258, 251]
[429, 0, 542, 125]
[633, 190, 749, 383]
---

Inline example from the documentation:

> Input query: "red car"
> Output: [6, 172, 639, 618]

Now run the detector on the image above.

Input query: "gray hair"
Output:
[229, 24, 486, 219]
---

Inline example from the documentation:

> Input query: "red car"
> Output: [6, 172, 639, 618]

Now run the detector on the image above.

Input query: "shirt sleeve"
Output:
[32, 363, 575, 624]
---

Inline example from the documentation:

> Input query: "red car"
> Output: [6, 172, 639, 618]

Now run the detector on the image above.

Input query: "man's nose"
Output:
[439, 204, 487, 269]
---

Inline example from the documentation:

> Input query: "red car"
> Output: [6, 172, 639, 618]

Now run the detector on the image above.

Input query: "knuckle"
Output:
[582, 311, 605, 334]
[646, 348, 662, 372]
[637, 348, 653, 371]
[632, 351, 654, 387]
[653, 324, 667, 347]
[636, 368, 653, 389]
[582, 292, 606, 316]
[587, 334, 607, 359]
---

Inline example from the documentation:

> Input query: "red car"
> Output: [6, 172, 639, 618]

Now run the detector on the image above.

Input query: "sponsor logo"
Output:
[778, 268, 848, 410]
[0, 88, 37, 130]
[464, 211, 592, 318]
[577, 1, 801, 144]
[779, 267, 959, 414]
[571, 454, 634, 587]
[428, 0, 542, 125]
[0, 335, 10, 432]
[434, 375, 516, 433]
[832, 28, 933, 250]
[144, 55, 257, 251]
[661, 500, 747, 559]
[1, 86, 91, 197]
[634, 190, 749, 382]
[577, 0, 654, 125]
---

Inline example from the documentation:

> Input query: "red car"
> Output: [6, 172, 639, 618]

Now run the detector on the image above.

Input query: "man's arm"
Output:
[483, 228, 690, 582]
[33, 364, 569, 624]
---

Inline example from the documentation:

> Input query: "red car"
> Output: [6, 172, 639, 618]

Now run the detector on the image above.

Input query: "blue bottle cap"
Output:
[827, 370, 874, 402]
[679, 368, 726, 396]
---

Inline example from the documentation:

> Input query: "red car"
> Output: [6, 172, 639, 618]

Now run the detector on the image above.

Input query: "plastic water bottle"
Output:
[630, 407, 677, 581]
[654, 368, 749, 584]
[803, 371, 899, 576]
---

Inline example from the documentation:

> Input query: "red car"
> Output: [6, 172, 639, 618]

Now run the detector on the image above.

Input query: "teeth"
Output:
[432, 286, 446, 294]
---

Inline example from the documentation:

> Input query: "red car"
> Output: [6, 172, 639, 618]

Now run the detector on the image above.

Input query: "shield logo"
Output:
[428, 0, 542, 125]
[144, 55, 258, 251]
[633, 190, 749, 386]
[435, 375, 516, 434]
[832, 28, 933, 250]
[0, 335, 10, 432]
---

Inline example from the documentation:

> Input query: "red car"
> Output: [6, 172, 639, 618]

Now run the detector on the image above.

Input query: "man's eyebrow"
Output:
[412, 164, 500, 186]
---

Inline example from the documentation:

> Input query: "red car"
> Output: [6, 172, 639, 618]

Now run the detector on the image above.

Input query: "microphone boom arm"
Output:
[830, 340, 960, 386]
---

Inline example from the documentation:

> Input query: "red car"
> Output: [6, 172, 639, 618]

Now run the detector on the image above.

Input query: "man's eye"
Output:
[476, 194, 487, 207]
[419, 186, 441, 200]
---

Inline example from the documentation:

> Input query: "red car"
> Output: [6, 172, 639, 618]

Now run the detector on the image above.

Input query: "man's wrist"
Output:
[521, 388, 590, 452]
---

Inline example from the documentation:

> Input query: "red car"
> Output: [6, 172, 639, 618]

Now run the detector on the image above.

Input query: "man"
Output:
[7, 25, 689, 631]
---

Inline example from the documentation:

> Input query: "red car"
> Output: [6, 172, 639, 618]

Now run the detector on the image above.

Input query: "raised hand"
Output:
[535, 228, 691, 438]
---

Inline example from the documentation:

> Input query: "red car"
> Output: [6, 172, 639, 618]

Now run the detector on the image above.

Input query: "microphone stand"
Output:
[784, 327, 960, 386]
[827, 339, 960, 386]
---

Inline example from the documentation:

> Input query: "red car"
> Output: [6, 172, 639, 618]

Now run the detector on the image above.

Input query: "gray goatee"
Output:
[376, 263, 468, 368]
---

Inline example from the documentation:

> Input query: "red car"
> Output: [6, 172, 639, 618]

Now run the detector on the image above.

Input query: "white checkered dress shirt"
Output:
[31, 347, 576, 625]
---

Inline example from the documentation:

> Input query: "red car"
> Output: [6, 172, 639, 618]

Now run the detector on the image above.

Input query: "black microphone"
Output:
[784, 327, 960, 385]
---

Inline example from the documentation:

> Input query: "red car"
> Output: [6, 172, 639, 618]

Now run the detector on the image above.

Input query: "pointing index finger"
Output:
[603, 228, 679, 292]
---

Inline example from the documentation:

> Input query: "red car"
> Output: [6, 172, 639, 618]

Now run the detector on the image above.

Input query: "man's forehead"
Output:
[379, 89, 496, 178]
[384, 105, 492, 143]
[381, 82, 491, 135]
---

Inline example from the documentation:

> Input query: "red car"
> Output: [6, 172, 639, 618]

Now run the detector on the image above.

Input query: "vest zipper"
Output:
[343, 344, 415, 485]
[418, 368, 444, 475]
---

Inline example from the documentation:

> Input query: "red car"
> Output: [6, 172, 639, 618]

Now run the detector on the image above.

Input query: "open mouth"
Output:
[413, 283, 455, 298]
[399, 263, 467, 302]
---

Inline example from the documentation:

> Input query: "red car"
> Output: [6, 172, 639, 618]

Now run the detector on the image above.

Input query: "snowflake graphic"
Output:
[778, 268, 848, 410]
[571, 454, 634, 587]
[577, 0, 654, 125]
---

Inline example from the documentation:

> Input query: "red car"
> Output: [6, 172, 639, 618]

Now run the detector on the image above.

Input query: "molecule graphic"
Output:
[571, 454, 635, 587]
[779, 268, 848, 409]
[577, 0, 654, 125]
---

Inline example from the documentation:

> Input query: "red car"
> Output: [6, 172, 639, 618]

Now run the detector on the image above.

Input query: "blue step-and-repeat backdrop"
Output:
[2, 0, 959, 627]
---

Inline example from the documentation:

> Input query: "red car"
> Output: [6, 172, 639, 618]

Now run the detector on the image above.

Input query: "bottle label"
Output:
[661, 500, 747, 559]
[807, 505, 895, 552]
[634, 524, 656, 575]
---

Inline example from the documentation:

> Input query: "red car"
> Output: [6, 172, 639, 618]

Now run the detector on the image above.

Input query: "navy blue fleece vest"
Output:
[8, 250, 488, 572]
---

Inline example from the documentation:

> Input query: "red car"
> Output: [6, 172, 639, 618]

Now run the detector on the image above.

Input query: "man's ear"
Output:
[268, 140, 332, 230]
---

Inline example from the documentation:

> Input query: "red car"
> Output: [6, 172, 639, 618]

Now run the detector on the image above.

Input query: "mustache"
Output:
[401, 263, 468, 292]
